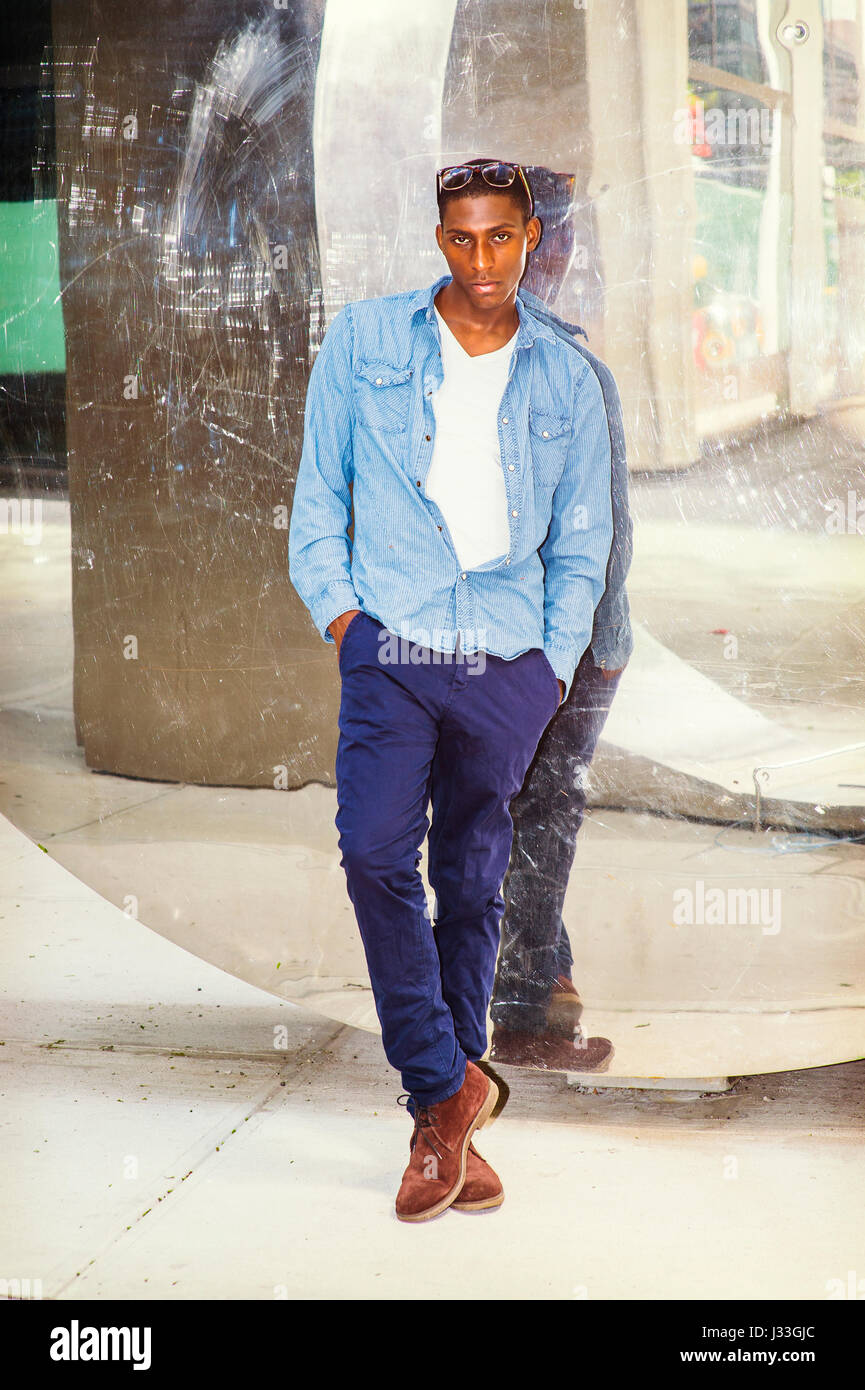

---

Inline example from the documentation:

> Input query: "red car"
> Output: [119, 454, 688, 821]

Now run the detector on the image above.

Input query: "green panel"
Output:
[694, 176, 764, 300]
[0, 199, 66, 373]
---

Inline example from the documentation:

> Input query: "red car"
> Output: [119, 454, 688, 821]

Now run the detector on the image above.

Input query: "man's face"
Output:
[435, 191, 541, 309]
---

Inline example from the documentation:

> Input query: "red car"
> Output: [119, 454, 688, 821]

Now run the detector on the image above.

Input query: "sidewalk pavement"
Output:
[2, 812, 863, 1300]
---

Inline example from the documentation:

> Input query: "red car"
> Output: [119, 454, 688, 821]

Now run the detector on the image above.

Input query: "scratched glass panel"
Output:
[0, 0, 863, 1080]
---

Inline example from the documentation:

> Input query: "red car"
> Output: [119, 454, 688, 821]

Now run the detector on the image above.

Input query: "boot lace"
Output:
[397, 1092, 444, 1161]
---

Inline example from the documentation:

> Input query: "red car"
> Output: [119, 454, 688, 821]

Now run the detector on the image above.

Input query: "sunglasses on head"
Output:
[436, 161, 533, 213]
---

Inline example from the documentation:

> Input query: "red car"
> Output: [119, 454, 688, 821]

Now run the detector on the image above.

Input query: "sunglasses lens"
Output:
[439, 166, 474, 190]
[482, 163, 516, 187]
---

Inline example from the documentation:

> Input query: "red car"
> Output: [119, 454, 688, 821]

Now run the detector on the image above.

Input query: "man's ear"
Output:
[527, 215, 542, 251]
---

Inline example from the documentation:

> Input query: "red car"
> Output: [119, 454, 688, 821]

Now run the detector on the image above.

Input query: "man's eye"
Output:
[450, 233, 511, 245]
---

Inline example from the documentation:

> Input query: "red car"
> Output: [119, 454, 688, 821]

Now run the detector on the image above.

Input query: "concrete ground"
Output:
[2, 812, 863, 1301]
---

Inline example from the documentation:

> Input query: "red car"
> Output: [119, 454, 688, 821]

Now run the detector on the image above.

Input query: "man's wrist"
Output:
[317, 583, 363, 644]
[328, 608, 361, 646]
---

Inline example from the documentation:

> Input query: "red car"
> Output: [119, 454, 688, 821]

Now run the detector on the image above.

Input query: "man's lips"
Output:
[471, 280, 499, 291]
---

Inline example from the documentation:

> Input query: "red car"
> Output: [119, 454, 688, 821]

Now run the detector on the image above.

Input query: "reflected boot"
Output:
[451, 1143, 504, 1212]
[395, 1061, 499, 1223]
[546, 974, 584, 1036]
[490, 1024, 614, 1073]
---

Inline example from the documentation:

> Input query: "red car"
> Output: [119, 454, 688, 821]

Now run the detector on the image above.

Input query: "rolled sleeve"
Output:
[288, 306, 360, 643]
[539, 365, 614, 699]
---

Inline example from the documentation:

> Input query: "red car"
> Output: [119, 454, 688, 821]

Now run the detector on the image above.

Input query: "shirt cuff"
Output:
[590, 623, 634, 672]
[544, 646, 577, 703]
[314, 582, 362, 644]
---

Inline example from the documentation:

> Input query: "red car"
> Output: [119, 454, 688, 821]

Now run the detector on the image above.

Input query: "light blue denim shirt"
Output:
[288, 272, 617, 699]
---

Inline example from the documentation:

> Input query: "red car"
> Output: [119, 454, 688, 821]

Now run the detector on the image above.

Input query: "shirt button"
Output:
[502, 416, 509, 424]
[425, 434, 431, 441]
[511, 509, 518, 517]
[416, 480, 421, 486]
[505, 558, 511, 565]
[375, 377, 383, 385]
[542, 430, 549, 438]
[508, 463, 515, 471]
[461, 572, 467, 580]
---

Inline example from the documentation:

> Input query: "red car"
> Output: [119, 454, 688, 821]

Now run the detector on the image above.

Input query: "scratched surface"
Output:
[48, 1, 323, 782]
[43, 0, 865, 787]
[1, 2, 862, 1056]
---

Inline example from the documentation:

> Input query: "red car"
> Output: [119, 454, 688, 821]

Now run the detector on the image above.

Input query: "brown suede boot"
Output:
[490, 1025, 614, 1073]
[546, 974, 584, 1036]
[395, 1061, 499, 1223]
[450, 1143, 504, 1212]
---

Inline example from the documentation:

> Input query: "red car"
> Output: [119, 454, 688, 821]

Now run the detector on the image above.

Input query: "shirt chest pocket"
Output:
[353, 361, 414, 434]
[529, 408, 572, 487]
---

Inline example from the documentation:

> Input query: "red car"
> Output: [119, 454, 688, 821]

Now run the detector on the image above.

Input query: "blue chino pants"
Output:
[334, 610, 562, 1108]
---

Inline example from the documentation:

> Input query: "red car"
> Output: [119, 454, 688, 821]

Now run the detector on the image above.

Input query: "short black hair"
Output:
[436, 158, 534, 230]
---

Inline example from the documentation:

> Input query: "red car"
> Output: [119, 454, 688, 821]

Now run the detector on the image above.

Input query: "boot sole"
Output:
[489, 1042, 615, 1074]
[451, 1191, 505, 1212]
[571, 1044, 614, 1073]
[395, 1075, 499, 1223]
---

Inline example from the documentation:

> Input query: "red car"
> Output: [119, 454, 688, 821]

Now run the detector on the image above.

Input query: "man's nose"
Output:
[471, 244, 494, 274]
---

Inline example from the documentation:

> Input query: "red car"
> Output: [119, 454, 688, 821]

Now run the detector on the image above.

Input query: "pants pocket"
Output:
[337, 611, 365, 671]
[537, 650, 562, 711]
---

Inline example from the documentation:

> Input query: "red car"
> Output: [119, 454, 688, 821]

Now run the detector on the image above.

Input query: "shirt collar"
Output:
[408, 274, 558, 347]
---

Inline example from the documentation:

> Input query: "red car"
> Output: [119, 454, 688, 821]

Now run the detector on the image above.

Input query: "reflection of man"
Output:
[491, 300, 634, 1069]
[289, 158, 615, 1222]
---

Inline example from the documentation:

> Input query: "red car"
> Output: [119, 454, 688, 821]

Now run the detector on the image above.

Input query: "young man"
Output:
[289, 157, 616, 1222]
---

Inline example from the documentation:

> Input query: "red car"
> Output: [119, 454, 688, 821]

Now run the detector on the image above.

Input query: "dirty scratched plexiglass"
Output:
[1, 0, 864, 1079]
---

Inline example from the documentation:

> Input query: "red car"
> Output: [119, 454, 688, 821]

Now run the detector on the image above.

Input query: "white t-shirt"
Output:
[425, 304, 519, 572]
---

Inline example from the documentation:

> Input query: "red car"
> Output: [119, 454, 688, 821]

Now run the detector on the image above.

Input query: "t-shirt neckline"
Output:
[434, 304, 518, 360]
